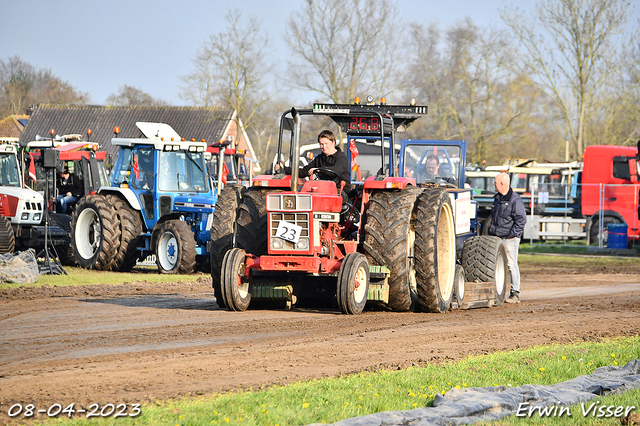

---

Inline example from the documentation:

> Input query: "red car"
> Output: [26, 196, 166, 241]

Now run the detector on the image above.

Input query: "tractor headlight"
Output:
[295, 238, 309, 250]
[33, 213, 41, 221]
[271, 238, 284, 250]
[21, 212, 29, 220]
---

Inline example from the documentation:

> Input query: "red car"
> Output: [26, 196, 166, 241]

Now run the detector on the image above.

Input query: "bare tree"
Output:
[405, 20, 529, 164]
[104, 85, 166, 106]
[180, 9, 269, 133]
[0, 56, 89, 117]
[286, 0, 405, 103]
[501, 0, 633, 157]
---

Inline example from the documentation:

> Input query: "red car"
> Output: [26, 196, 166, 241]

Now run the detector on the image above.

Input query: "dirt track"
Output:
[1, 263, 639, 423]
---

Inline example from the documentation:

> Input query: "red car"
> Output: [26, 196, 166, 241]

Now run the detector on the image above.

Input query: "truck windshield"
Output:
[0, 152, 21, 187]
[159, 151, 209, 193]
[403, 144, 461, 186]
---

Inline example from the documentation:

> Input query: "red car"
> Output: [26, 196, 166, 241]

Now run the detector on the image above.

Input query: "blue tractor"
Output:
[71, 122, 217, 273]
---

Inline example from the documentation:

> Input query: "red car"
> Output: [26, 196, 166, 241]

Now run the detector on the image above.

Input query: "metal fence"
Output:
[521, 182, 638, 249]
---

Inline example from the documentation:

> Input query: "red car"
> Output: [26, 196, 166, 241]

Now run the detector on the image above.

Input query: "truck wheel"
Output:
[71, 195, 121, 270]
[209, 184, 243, 308]
[235, 187, 282, 256]
[0, 215, 15, 254]
[461, 236, 510, 305]
[153, 219, 196, 274]
[106, 195, 143, 272]
[49, 213, 75, 266]
[363, 186, 422, 311]
[337, 252, 369, 315]
[589, 216, 619, 246]
[221, 248, 251, 311]
[414, 187, 456, 313]
[452, 264, 465, 306]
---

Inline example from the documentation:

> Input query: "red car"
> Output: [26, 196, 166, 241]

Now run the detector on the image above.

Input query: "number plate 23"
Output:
[275, 221, 303, 244]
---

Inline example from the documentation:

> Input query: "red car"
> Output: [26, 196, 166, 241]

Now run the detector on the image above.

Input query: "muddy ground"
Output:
[1, 257, 639, 423]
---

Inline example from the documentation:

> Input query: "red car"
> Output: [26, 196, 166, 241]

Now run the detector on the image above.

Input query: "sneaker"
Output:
[505, 291, 521, 304]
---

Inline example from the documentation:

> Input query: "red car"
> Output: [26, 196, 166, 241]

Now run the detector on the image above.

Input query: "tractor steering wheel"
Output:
[311, 167, 341, 180]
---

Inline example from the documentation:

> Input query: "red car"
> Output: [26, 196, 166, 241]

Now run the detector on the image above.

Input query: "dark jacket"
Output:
[58, 173, 83, 198]
[287, 148, 351, 193]
[488, 188, 526, 238]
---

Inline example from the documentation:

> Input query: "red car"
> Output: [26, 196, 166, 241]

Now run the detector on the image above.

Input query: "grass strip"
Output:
[40, 336, 639, 426]
[0, 266, 207, 289]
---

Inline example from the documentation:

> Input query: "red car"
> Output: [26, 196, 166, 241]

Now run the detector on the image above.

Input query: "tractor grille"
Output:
[270, 212, 310, 251]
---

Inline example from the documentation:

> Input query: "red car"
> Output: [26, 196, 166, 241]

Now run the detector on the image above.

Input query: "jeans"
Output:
[502, 237, 521, 293]
[57, 194, 78, 214]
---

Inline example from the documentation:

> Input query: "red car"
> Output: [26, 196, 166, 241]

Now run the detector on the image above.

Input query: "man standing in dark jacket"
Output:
[488, 172, 527, 303]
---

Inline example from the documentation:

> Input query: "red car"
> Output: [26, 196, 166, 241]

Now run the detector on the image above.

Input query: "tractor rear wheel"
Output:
[71, 195, 121, 270]
[363, 186, 422, 311]
[0, 215, 15, 254]
[107, 194, 143, 272]
[414, 187, 456, 313]
[336, 252, 369, 315]
[461, 236, 510, 305]
[209, 183, 243, 308]
[235, 187, 281, 256]
[153, 219, 196, 274]
[221, 248, 251, 311]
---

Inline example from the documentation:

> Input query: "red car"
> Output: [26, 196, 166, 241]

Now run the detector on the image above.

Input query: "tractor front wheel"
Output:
[337, 252, 370, 315]
[71, 195, 120, 270]
[221, 248, 251, 311]
[209, 183, 243, 309]
[153, 219, 196, 274]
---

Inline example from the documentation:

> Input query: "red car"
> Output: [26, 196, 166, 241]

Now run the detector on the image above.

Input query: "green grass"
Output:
[519, 241, 639, 256]
[518, 251, 640, 274]
[0, 266, 207, 289]
[40, 337, 639, 426]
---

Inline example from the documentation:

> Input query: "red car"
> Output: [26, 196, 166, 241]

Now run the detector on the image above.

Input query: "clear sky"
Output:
[3, 0, 634, 106]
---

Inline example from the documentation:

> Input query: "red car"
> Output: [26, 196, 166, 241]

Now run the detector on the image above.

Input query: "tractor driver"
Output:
[422, 154, 456, 185]
[275, 130, 351, 203]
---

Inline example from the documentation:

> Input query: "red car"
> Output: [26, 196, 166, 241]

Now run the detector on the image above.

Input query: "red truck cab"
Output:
[581, 145, 640, 243]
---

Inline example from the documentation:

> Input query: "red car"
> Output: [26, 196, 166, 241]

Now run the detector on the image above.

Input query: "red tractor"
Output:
[211, 101, 477, 314]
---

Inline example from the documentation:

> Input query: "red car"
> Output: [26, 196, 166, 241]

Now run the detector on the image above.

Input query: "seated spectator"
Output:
[56, 167, 83, 214]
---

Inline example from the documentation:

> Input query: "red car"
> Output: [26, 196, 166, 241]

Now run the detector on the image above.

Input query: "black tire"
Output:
[414, 188, 456, 313]
[461, 236, 510, 306]
[153, 219, 196, 274]
[481, 216, 492, 236]
[0, 215, 15, 254]
[49, 213, 75, 266]
[452, 264, 465, 306]
[221, 248, 251, 311]
[337, 252, 369, 315]
[209, 184, 244, 308]
[363, 186, 422, 311]
[236, 187, 281, 255]
[71, 195, 121, 270]
[106, 194, 143, 272]
[589, 216, 619, 246]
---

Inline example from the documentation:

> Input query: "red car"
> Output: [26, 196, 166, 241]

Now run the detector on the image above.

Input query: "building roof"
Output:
[18, 105, 240, 159]
[0, 114, 29, 141]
